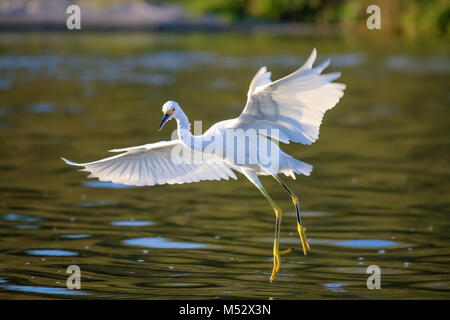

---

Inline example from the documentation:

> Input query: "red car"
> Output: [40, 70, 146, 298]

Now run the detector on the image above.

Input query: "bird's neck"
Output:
[175, 110, 196, 150]
[176, 110, 191, 133]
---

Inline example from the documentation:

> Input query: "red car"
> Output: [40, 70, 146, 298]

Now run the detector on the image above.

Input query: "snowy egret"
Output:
[62, 48, 345, 281]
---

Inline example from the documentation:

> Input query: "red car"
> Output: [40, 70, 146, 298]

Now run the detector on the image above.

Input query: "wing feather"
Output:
[62, 140, 238, 186]
[234, 48, 345, 145]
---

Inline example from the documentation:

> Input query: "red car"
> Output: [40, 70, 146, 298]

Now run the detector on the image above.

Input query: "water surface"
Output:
[0, 32, 449, 299]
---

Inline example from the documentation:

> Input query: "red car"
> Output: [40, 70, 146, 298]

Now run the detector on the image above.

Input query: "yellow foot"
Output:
[270, 250, 280, 283]
[297, 224, 310, 255]
[269, 248, 294, 282]
[280, 248, 295, 255]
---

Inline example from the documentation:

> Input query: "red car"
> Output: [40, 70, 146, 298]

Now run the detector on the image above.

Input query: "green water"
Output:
[0, 32, 449, 299]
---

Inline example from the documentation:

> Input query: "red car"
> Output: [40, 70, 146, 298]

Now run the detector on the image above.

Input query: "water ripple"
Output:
[60, 234, 92, 239]
[83, 181, 135, 189]
[310, 238, 410, 249]
[123, 237, 211, 249]
[112, 220, 153, 227]
[1, 284, 88, 296]
[2, 213, 41, 222]
[26, 249, 79, 256]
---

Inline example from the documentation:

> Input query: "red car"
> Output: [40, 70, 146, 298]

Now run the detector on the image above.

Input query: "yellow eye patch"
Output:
[164, 109, 175, 115]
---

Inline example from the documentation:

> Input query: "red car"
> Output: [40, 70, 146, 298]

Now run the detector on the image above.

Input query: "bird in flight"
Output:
[62, 48, 345, 282]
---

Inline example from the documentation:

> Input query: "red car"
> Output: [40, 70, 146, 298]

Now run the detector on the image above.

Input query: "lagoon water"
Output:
[0, 32, 449, 299]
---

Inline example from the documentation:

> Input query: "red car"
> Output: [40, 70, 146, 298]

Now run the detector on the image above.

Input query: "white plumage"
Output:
[235, 49, 345, 145]
[62, 140, 237, 186]
[62, 48, 345, 282]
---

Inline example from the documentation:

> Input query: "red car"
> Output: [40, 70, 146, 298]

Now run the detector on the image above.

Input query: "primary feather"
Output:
[232, 48, 346, 145]
[62, 140, 237, 186]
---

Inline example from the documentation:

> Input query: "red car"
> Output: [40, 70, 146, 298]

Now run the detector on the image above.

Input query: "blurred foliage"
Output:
[156, 0, 449, 36]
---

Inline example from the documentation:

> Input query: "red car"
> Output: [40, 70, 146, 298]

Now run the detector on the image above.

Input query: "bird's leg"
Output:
[241, 169, 294, 282]
[273, 176, 310, 255]
[272, 203, 281, 282]
[292, 194, 310, 255]
[257, 187, 293, 282]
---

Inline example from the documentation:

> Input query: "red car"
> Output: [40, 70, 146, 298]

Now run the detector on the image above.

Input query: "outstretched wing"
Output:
[233, 48, 345, 145]
[62, 140, 238, 186]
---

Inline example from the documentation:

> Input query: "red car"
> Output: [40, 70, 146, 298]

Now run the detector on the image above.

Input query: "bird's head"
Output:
[159, 101, 179, 131]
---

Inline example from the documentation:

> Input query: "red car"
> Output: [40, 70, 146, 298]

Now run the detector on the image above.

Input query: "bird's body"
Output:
[62, 49, 345, 281]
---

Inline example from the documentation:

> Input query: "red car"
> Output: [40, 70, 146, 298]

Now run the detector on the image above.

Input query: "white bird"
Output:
[62, 48, 345, 282]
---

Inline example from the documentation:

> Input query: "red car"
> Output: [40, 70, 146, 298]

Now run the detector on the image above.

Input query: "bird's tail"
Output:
[280, 155, 313, 179]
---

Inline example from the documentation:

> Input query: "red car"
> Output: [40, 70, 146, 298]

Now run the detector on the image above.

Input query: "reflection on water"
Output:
[308, 239, 406, 248]
[16, 225, 40, 230]
[83, 181, 136, 189]
[76, 200, 116, 207]
[112, 220, 153, 227]
[60, 234, 91, 239]
[26, 250, 79, 256]
[324, 283, 348, 293]
[3, 213, 41, 222]
[124, 237, 211, 249]
[27, 102, 55, 114]
[336, 240, 396, 248]
[385, 55, 450, 74]
[0, 32, 448, 299]
[1, 284, 88, 296]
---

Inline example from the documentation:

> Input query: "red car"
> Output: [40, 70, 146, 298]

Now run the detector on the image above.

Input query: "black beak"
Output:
[159, 113, 171, 131]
